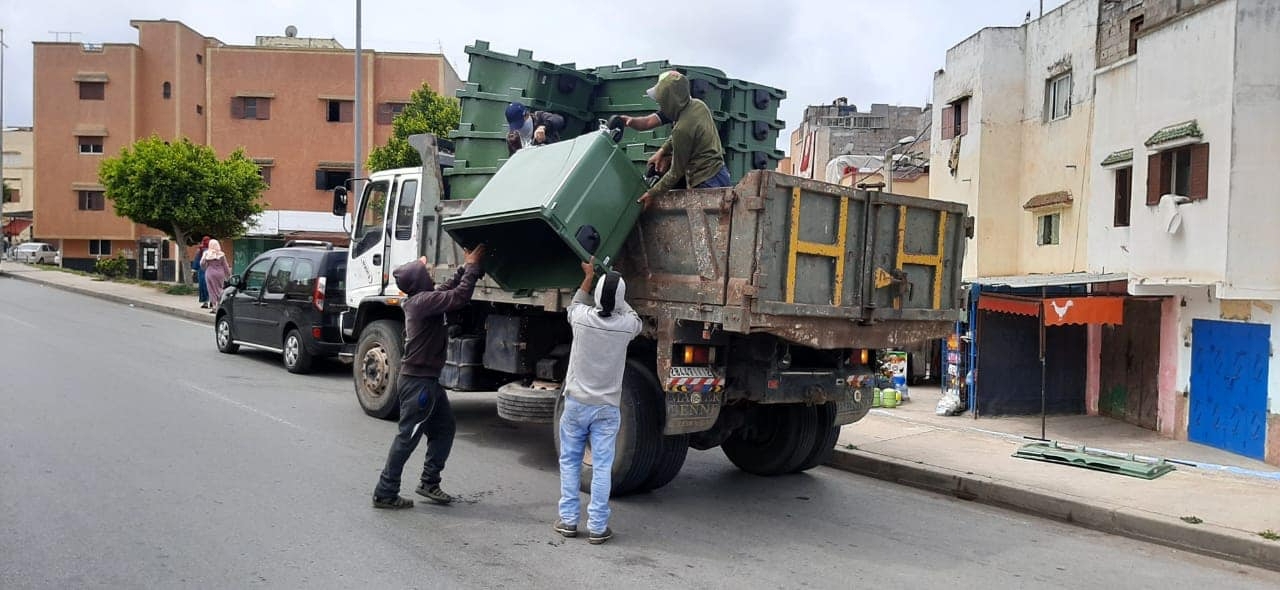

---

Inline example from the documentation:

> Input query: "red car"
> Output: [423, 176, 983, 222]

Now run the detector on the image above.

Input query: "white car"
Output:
[11, 242, 59, 264]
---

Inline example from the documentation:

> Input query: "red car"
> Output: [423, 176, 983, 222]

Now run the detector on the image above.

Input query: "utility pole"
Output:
[353, 0, 363, 197]
[1, 28, 7, 267]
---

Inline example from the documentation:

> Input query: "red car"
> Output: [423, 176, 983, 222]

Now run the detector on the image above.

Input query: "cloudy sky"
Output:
[2, 0, 1067, 154]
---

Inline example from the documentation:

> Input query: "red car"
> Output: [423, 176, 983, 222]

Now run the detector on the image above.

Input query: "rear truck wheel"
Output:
[554, 359, 661, 498]
[791, 402, 841, 473]
[496, 382, 559, 423]
[215, 314, 239, 354]
[283, 328, 314, 375]
[635, 368, 689, 493]
[721, 403, 820, 476]
[354, 320, 403, 420]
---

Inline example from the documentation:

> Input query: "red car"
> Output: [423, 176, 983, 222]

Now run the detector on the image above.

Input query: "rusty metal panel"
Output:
[865, 191, 967, 322]
[618, 187, 734, 306]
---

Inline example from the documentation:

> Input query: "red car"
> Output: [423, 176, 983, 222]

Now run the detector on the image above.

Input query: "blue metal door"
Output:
[1189, 319, 1270, 459]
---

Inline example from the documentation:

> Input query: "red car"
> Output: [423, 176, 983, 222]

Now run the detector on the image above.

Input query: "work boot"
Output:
[588, 528, 613, 545]
[415, 484, 454, 505]
[371, 495, 414, 510]
[553, 520, 578, 538]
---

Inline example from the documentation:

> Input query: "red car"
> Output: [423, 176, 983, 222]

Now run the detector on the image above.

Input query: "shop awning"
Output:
[2, 218, 32, 237]
[978, 294, 1125, 326]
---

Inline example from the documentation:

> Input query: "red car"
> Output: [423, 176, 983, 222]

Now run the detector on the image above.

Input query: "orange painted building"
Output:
[33, 19, 462, 275]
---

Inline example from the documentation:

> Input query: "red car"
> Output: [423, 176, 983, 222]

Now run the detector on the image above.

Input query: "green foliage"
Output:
[98, 136, 267, 246]
[165, 283, 197, 296]
[1261, 529, 1280, 541]
[94, 254, 130, 279]
[367, 83, 461, 172]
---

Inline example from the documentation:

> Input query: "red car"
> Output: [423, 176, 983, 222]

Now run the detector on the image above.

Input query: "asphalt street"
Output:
[2, 277, 1279, 589]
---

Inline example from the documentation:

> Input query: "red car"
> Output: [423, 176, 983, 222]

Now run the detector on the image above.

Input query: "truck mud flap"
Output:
[662, 366, 725, 435]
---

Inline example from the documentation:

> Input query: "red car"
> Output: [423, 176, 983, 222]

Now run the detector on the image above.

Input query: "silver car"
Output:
[12, 242, 59, 264]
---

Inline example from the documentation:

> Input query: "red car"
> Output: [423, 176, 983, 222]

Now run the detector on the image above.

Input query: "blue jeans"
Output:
[696, 165, 732, 188]
[558, 396, 621, 534]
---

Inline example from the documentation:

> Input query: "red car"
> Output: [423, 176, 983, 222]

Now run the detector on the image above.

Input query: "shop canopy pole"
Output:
[1039, 286, 1047, 441]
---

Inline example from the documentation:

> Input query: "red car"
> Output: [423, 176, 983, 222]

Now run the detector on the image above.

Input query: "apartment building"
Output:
[932, 0, 1280, 465]
[33, 19, 462, 275]
[2, 127, 35, 243]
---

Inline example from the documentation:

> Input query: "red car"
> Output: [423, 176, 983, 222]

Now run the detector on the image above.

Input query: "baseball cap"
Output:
[505, 102, 528, 130]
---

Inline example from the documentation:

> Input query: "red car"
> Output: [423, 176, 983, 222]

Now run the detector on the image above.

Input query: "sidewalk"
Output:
[832, 391, 1280, 570]
[0, 261, 213, 324]
[4, 260, 1278, 570]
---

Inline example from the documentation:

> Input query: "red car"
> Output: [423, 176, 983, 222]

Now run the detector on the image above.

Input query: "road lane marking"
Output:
[0, 311, 39, 330]
[180, 380, 304, 431]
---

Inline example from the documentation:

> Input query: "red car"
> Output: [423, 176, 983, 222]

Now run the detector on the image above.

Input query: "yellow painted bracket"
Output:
[786, 187, 849, 305]
[894, 206, 947, 309]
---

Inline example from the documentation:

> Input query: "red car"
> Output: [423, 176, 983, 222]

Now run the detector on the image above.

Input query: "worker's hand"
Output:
[463, 244, 486, 266]
[647, 150, 671, 174]
[619, 115, 632, 129]
[534, 125, 547, 143]
[419, 256, 429, 267]
[637, 192, 653, 212]
[581, 256, 596, 279]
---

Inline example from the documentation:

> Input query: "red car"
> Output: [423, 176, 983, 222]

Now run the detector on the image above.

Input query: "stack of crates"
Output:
[448, 41, 599, 200]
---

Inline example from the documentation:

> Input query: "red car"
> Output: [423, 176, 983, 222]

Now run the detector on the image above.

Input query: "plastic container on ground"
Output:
[442, 131, 648, 291]
[463, 40, 598, 112]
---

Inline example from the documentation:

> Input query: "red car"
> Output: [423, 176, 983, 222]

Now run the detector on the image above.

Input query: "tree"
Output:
[98, 136, 267, 284]
[367, 82, 461, 172]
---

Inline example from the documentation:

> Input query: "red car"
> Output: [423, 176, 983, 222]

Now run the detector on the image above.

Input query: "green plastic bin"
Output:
[464, 40, 598, 112]
[450, 127, 513, 170]
[725, 147, 784, 183]
[726, 80, 787, 120]
[442, 131, 647, 291]
[592, 60, 731, 113]
[443, 163, 499, 201]
[721, 114, 784, 152]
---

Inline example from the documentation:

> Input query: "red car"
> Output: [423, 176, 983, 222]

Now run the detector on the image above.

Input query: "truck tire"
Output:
[636, 369, 689, 493]
[554, 359, 661, 497]
[721, 403, 819, 476]
[791, 402, 840, 473]
[354, 320, 403, 420]
[496, 382, 558, 424]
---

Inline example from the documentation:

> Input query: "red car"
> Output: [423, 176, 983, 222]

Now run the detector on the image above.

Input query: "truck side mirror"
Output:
[332, 186, 348, 217]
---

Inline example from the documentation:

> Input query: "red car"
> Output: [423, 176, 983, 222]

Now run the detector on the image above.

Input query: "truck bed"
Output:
[427, 171, 968, 349]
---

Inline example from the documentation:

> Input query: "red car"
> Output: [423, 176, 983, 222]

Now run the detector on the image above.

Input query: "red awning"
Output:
[978, 294, 1041, 317]
[979, 294, 1126, 326]
[1043, 296, 1124, 326]
[2, 219, 32, 237]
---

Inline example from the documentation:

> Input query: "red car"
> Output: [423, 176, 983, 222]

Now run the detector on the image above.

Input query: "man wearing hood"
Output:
[553, 258, 643, 545]
[618, 70, 731, 210]
[372, 245, 485, 510]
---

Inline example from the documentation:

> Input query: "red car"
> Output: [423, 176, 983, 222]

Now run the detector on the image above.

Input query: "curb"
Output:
[826, 449, 1280, 572]
[0, 268, 213, 325]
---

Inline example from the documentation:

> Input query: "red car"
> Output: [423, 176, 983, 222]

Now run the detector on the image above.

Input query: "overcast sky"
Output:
[2, 0, 1067, 154]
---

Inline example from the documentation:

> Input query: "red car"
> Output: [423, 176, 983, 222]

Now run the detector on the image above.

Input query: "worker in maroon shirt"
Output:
[372, 244, 485, 509]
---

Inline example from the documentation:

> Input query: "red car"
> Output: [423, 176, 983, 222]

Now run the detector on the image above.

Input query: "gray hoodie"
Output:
[563, 274, 643, 407]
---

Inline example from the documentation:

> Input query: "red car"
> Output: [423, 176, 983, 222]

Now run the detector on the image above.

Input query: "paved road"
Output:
[2, 277, 1279, 589]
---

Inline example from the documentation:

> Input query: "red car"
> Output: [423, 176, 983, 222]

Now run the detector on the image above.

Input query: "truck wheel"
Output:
[636, 369, 689, 493]
[554, 359, 661, 497]
[354, 320, 403, 420]
[283, 328, 314, 374]
[496, 382, 558, 424]
[721, 403, 819, 476]
[791, 402, 840, 473]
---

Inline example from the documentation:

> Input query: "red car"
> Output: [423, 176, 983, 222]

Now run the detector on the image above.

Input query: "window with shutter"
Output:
[257, 98, 271, 120]
[79, 82, 105, 100]
[339, 100, 354, 123]
[1188, 143, 1209, 200]
[230, 97, 244, 119]
[941, 106, 955, 140]
[1114, 167, 1132, 227]
[1146, 153, 1164, 206]
[377, 103, 393, 125]
[958, 99, 969, 135]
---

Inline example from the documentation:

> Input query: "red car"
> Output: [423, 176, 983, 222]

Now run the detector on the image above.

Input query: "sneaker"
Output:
[371, 495, 414, 510]
[415, 484, 454, 505]
[553, 520, 578, 538]
[588, 528, 613, 545]
[200, 302, 209, 309]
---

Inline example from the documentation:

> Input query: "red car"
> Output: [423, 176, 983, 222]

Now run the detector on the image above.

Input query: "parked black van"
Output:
[214, 241, 348, 373]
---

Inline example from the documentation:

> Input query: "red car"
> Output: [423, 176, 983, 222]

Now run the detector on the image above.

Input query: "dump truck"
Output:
[332, 132, 970, 495]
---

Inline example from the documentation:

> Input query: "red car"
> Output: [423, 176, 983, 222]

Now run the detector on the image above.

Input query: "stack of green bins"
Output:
[723, 79, 787, 180]
[448, 41, 600, 200]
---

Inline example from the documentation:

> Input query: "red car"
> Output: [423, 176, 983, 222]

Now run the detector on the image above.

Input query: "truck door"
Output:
[346, 179, 393, 303]
[387, 174, 422, 272]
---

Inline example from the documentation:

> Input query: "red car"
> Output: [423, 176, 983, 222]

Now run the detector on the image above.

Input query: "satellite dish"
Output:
[285, 25, 298, 37]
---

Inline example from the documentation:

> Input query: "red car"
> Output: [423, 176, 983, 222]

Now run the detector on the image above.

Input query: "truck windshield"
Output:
[353, 181, 390, 257]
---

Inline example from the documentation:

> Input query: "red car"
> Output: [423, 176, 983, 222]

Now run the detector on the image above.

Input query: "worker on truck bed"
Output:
[371, 244, 486, 510]
[506, 102, 567, 155]
[618, 70, 731, 210]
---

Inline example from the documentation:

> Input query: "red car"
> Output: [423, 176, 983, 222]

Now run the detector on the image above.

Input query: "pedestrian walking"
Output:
[372, 245, 486, 510]
[201, 239, 231, 313]
[553, 257, 642, 545]
[194, 236, 210, 308]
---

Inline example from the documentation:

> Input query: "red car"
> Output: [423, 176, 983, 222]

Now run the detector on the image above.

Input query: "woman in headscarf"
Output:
[201, 239, 231, 312]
